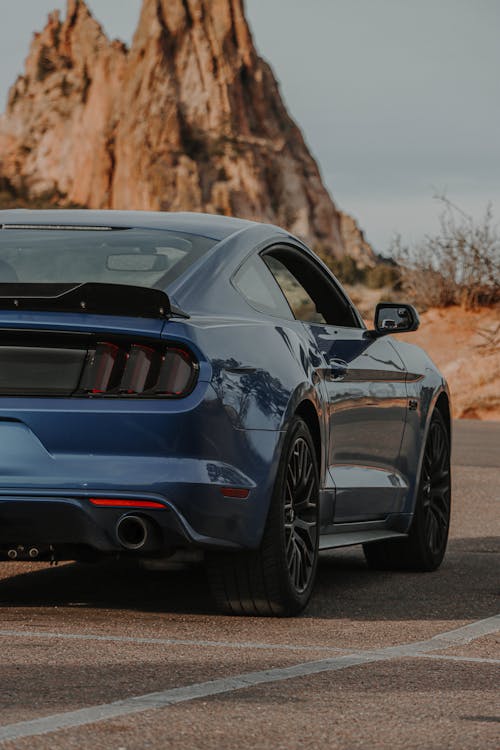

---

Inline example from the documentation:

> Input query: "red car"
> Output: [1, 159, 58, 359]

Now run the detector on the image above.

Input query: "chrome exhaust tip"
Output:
[116, 515, 151, 550]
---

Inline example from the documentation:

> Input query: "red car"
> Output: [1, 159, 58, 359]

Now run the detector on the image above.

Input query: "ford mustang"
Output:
[0, 210, 451, 615]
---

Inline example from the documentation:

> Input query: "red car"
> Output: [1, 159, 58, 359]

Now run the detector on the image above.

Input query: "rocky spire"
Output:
[0, 0, 376, 265]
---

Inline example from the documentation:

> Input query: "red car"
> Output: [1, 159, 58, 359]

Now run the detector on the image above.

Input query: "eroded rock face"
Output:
[0, 1, 127, 207]
[0, 0, 375, 265]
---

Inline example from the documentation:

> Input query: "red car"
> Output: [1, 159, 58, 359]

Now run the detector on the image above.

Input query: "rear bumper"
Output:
[0, 492, 245, 557]
[0, 380, 285, 552]
[0, 420, 282, 552]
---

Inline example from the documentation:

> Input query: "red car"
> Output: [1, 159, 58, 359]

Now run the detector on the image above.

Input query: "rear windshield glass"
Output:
[0, 228, 217, 288]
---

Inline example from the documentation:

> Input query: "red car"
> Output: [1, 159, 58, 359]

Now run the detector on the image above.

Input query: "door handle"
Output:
[327, 358, 348, 381]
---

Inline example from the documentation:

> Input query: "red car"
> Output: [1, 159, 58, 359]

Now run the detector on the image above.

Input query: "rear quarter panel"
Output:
[171, 315, 321, 433]
[163, 314, 324, 545]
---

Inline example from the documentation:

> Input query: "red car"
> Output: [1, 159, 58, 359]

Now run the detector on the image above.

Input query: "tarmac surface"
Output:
[0, 419, 498, 749]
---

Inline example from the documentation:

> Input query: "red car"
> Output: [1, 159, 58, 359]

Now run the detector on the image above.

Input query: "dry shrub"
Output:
[393, 196, 500, 309]
[322, 253, 398, 290]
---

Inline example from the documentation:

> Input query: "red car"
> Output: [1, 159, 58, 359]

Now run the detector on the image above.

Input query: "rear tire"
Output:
[363, 409, 451, 571]
[207, 417, 320, 616]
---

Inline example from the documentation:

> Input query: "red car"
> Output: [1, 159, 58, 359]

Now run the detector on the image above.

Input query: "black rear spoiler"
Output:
[0, 283, 171, 319]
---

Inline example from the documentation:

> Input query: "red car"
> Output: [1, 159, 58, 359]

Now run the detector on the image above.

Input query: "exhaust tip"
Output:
[116, 515, 149, 550]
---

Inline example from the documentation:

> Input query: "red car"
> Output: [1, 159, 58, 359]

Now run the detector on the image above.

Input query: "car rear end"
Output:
[0, 216, 273, 564]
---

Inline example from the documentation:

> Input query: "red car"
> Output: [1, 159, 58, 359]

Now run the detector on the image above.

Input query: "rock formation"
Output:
[0, 0, 376, 265]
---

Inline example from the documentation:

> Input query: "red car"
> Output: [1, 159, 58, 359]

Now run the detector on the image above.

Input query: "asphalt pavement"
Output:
[0, 419, 498, 749]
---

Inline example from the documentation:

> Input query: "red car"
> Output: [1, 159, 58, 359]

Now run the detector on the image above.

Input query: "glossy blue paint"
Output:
[0, 210, 450, 558]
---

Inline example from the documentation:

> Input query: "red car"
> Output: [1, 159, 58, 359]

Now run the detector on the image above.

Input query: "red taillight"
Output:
[89, 498, 166, 509]
[119, 345, 158, 394]
[220, 488, 250, 499]
[155, 349, 195, 396]
[78, 342, 197, 398]
[80, 342, 123, 393]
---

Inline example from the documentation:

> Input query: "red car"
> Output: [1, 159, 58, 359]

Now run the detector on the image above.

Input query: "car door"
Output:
[263, 245, 409, 524]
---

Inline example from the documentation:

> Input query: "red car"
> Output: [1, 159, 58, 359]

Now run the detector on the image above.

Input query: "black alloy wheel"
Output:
[419, 413, 451, 562]
[284, 435, 318, 594]
[207, 416, 320, 616]
[363, 409, 451, 571]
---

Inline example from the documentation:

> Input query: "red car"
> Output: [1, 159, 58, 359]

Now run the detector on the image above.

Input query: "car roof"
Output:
[0, 209, 258, 242]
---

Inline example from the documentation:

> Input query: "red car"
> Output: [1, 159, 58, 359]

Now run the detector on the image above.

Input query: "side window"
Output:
[233, 254, 294, 320]
[263, 246, 361, 328]
[265, 256, 326, 324]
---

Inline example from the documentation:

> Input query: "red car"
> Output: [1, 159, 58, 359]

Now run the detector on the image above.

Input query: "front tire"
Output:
[207, 417, 320, 616]
[363, 409, 451, 571]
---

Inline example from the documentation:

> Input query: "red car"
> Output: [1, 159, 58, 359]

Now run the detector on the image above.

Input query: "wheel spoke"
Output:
[431, 505, 447, 548]
[426, 509, 439, 553]
[294, 534, 312, 583]
[296, 534, 313, 565]
[294, 517, 316, 547]
[294, 493, 315, 513]
[430, 484, 450, 504]
[430, 496, 449, 526]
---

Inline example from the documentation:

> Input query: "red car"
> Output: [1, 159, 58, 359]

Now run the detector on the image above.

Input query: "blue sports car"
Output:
[0, 210, 451, 616]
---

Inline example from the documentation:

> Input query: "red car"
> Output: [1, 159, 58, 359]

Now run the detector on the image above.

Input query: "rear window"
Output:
[0, 228, 217, 289]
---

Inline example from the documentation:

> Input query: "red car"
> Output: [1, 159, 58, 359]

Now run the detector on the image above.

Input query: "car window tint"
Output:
[233, 255, 294, 319]
[264, 256, 326, 324]
[263, 247, 360, 328]
[0, 228, 216, 289]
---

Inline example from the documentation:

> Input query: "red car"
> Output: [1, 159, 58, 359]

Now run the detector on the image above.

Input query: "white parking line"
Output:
[0, 629, 351, 654]
[1, 627, 496, 662]
[414, 653, 500, 665]
[0, 614, 498, 744]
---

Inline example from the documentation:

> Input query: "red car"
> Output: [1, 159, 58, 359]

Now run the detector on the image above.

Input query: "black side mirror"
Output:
[374, 302, 420, 334]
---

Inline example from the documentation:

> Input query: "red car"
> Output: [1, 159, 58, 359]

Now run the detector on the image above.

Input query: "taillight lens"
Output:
[79, 342, 197, 398]
[119, 345, 158, 394]
[155, 349, 195, 396]
[80, 342, 124, 393]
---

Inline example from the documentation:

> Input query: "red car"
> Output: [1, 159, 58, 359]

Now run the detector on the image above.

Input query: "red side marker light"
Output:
[220, 488, 250, 499]
[89, 498, 165, 509]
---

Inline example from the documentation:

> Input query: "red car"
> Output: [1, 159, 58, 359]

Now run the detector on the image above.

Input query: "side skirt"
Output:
[319, 522, 407, 551]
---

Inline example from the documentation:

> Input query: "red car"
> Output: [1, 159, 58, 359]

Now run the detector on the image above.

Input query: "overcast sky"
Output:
[0, 0, 498, 253]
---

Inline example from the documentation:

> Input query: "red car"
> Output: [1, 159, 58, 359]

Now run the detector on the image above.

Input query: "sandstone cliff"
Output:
[0, 0, 375, 265]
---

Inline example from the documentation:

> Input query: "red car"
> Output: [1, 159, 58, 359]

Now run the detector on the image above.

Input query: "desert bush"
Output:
[328, 255, 361, 285]
[475, 322, 500, 352]
[393, 197, 500, 309]
[322, 253, 397, 290]
[364, 263, 399, 289]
